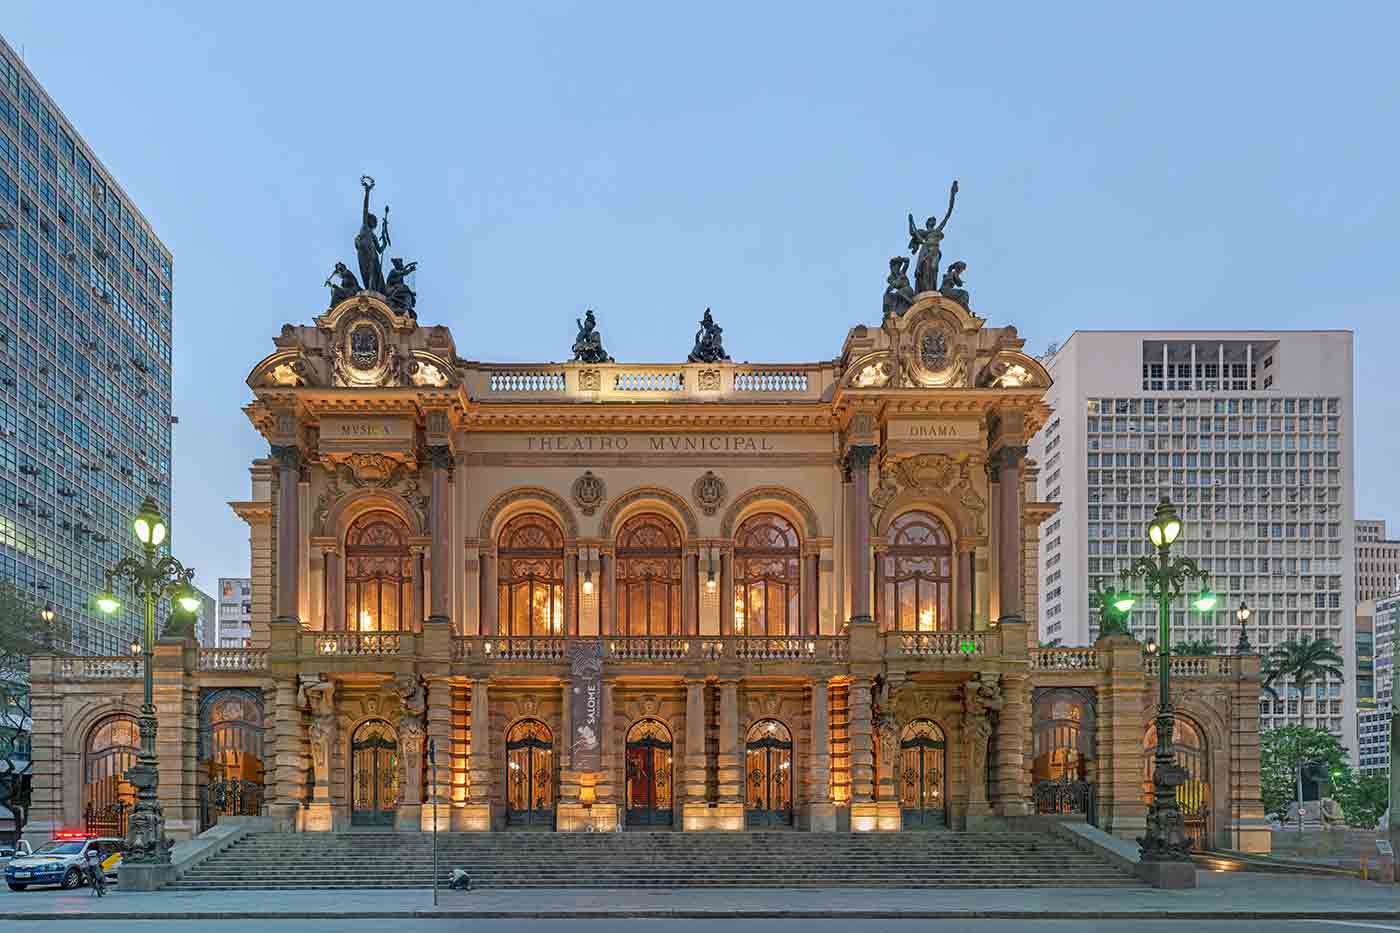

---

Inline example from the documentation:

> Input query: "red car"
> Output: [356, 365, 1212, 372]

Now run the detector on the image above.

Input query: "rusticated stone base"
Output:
[683, 801, 745, 831]
[450, 803, 494, 831]
[299, 801, 334, 832]
[851, 800, 900, 832]
[803, 802, 837, 832]
[1136, 859, 1198, 889]
[557, 802, 619, 832]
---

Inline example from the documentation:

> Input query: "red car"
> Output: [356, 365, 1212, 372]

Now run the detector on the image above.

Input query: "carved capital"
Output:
[846, 444, 879, 471]
[992, 445, 1028, 470]
[270, 444, 302, 470]
[425, 444, 454, 471]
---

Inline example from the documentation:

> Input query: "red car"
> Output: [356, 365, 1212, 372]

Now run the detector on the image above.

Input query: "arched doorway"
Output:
[506, 719, 555, 828]
[733, 513, 801, 636]
[745, 719, 793, 827]
[497, 513, 566, 636]
[350, 719, 400, 826]
[1143, 716, 1211, 849]
[197, 689, 266, 831]
[1032, 688, 1096, 821]
[877, 511, 953, 632]
[615, 513, 683, 635]
[898, 719, 947, 829]
[625, 719, 674, 827]
[83, 716, 138, 837]
[344, 510, 415, 633]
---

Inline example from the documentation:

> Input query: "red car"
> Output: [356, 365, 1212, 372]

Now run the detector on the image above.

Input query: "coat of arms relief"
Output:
[871, 453, 987, 534]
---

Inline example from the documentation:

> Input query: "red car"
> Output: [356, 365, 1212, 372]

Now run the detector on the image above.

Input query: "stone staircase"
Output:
[167, 830, 1142, 889]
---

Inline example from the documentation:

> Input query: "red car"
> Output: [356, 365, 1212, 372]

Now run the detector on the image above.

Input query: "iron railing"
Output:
[199, 779, 264, 832]
[1033, 776, 1096, 825]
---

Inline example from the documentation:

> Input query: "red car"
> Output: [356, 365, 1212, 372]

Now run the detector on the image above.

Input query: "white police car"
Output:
[5, 834, 123, 891]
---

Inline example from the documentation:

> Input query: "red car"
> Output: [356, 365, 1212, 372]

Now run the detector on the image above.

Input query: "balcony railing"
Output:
[56, 657, 143, 680]
[892, 631, 993, 658]
[198, 649, 268, 672]
[309, 633, 403, 657]
[1145, 655, 1236, 677]
[608, 637, 691, 661]
[451, 635, 850, 663]
[1030, 648, 1102, 671]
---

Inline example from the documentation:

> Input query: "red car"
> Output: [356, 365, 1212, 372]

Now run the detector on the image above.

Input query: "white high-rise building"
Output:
[215, 577, 253, 647]
[1030, 331, 1356, 755]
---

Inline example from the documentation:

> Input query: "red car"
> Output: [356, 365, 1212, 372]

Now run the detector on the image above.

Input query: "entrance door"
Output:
[506, 719, 555, 828]
[351, 720, 400, 826]
[745, 719, 793, 828]
[625, 719, 674, 827]
[899, 719, 947, 829]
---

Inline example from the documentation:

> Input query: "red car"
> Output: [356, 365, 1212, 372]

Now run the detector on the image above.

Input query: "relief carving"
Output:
[697, 369, 722, 392]
[871, 453, 987, 535]
[571, 471, 607, 517]
[578, 369, 602, 392]
[692, 471, 727, 516]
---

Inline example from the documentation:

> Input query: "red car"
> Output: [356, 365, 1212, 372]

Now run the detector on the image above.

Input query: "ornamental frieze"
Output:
[871, 452, 987, 535]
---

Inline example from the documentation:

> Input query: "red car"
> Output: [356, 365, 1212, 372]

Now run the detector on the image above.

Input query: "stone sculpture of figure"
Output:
[882, 256, 916, 318]
[354, 175, 391, 294]
[384, 258, 418, 317]
[323, 262, 360, 306]
[572, 308, 614, 363]
[960, 673, 1004, 774]
[687, 308, 730, 363]
[301, 677, 337, 785]
[939, 260, 971, 311]
[908, 179, 960, 294]
[395, 675, 428, 724]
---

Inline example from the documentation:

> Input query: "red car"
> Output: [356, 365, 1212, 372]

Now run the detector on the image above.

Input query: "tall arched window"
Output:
[344, 510, 414, 632]
[616, 513, 683, 635]
[497, 513, 566, 636]
[84, 715, 138, 836]
[733, 513, 801, 636]
[877, 510, 952, 632]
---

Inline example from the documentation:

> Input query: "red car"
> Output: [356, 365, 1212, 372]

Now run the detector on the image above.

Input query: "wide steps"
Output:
[167, 831, 1140, 890]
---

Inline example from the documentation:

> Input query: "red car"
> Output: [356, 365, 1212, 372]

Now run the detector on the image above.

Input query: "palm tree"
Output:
[1267, 635, 1345, 724]
[1173, 639, 1219, 657]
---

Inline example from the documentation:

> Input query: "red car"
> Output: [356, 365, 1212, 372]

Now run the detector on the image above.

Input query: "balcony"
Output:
[450, 635, 850, 664]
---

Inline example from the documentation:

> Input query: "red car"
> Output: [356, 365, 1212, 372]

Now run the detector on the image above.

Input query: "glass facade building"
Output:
[0, 38, 173, 655]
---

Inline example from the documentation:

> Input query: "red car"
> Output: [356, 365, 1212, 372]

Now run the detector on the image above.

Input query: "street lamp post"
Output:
[1235, 601, 1252, 654]
[1119, 498, 1216, 879]
[95, 495, 200, 866]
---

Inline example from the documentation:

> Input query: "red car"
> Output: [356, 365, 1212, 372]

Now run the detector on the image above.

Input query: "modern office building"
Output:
[1030, 331, 1356, 752]
[0, 38, 174, 656]
[1356, 519, 1400, 604]
[215, 577, 252, 647]
[192, 585, 216, 646]
[1357, 593, 1396, 773]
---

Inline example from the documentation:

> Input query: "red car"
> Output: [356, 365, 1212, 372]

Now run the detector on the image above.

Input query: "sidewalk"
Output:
[0, 872, 1398, 920]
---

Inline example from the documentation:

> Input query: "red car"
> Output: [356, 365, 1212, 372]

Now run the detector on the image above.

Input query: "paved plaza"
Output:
[0, 872, 1396, 923]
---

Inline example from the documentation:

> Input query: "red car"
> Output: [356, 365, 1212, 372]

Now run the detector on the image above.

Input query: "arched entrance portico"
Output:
[83, 716, 137, 837]
[898, 719, 947, 829]
[350, 719, 400, 826]
[197, 688, 266, 831]
[1143, 715, 1211, 850]
[745, 719, 793, 828]
[625, 719, 674, 827]
[506, 719, 555, 828]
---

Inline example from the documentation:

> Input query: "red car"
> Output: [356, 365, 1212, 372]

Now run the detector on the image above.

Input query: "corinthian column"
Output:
[271, 444, 301, 623]
[847, 445, 878, 626]
[427, 445, 453, 623]
[994, 446, 1026, 624]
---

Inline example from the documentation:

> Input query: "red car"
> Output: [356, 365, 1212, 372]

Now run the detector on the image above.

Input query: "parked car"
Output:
[0, 840, 32, 868]
[5, 835, 123, 891]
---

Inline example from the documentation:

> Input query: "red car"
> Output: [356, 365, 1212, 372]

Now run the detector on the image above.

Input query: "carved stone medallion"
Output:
[349, 323, 380, 370]
[697, 369, 722, 392]
[572, 471, 607, 517]
[578, 369, 602, 392]
[692, 471, 727, 516]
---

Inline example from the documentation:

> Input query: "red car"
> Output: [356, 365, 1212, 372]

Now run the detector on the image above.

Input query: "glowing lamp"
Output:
[582, 569, 594, 596]
[133, 495, 167, 547]
[1147, 498, 1183, 548]
[1193, 590, 1218, 612]
[40, 601, 55, 623]
[1112, 592, 1137, 614]
[176, 584, 201, 613]
[1145, 637, 1159, 655]
[1235, 601, 1251, 625]
[97, 589, 120, 614]
[129, 638, 141, 656]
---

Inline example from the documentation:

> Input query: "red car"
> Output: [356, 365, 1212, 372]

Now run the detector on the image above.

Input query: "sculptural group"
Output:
[571, 309, 614, 363]
[687, 308, 730, 363]
[885, 179, 974, 316]
[325, 176, 419, 317]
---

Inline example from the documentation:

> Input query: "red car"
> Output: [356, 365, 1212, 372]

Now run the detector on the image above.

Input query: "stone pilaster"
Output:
[427, 444, 453, 622]
[1097, 635, 1148, 839]
[24, 658, 62, 838]
[1230, 652, 1270, 853]
[682, 678, 709, 830]
[462, 678, 494, 830]
[152, 637, 198, 841]
[846, 445, 878, 625]
[849, 679, 874, 804]
[270, 444, 301, 623]
[717, 679, 741, 803]
[992, 669, 1030, 819]
[993, 445, 1026, 624]
[805, 679, 835, 830]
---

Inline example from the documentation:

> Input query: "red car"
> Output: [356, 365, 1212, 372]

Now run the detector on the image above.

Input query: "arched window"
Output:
[745, 719, 793, 827]
[350, 719, 400, 826]
[84, 715, 138, 836]
[899, 719, 947, 829]
[1143, 715, 1211, 849]
[506, 719, 554, 826]
[615, 513, 683, 636]
[497, 513, 566, 636]
[733, 513, 801, 636]
[877, 510, 952, 632]
[344, 510, 414, 632]
[198, 689, 266, 831]
[625, 719, 674, 826]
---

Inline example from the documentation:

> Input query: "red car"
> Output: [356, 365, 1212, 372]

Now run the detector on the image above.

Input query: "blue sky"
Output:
[5, 2, 1398, 591]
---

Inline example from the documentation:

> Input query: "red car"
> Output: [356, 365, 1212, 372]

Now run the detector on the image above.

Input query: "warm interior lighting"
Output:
[359, 610, 374, 631]
[579, 783, 596, 809]
[706, 552, 717, 593]
[918, 608, 936, 632]
[582, 568, 594, 596]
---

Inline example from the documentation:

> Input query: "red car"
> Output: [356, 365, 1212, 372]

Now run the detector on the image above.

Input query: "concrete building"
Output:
[1356, 519, 1400, 604]
[0, 38, 174, 656]
[1030, 331, 1356, 754]
[215, 577, 252, 647]
[24, 203, 1268, 860]
[192, 585, 216, 646]
[1357, 593, 1397, 773]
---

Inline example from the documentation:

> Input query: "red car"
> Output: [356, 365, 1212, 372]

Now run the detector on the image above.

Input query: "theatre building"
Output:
[25, 273, 1268, 855]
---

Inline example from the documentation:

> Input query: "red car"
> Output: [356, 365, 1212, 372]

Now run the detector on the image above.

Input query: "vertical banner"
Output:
[568, 640, 604, 772]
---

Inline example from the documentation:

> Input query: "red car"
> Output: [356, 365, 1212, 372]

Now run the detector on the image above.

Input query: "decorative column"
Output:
[720, 547, 736, 636]
[683, 678, 709, 829]
[422, 678, 453, 831]
[806, 679, 835, 830]
[716, 679, 742, 828]
[302, 676, 337, 832]
[847, 445, 878, 626]
[602, 550, 616, 636]
[993, 446, 1026, 624]
[803, 551, 820, 636]
[848, 678, 877, 828]
[564, 551, 578, 636]
[682, 549, 698, 637]
[957, 544, 975, 631]
[325, 545, 343, 632]
[480, 553, 498, 636]
[427, 445, 453, 623]
[991, 672, 1030, 820]
[270, 444, 301, 623]
[465, 678, 494, 830]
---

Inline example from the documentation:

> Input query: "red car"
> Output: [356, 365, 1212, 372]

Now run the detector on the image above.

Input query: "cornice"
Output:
[229, 500, 273, 525]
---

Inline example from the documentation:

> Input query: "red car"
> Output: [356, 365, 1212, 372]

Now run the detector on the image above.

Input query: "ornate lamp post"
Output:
[95, 495, 200, 865]
[1235, 601, 1252, 654]
[1119, 497, 1216, 877]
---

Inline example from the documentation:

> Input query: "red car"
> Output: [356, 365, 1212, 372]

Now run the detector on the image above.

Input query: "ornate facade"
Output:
[27, 289, 1268, 853]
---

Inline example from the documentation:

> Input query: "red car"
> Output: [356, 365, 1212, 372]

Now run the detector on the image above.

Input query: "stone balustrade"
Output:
[449, 634, 849, 664]
[891, 631, 995, 658]
[1145, 654, 1238, 677]
[306, 632, 405, 657]
[55, 657, 143, 680]
[197, 649, 269, 672]
[1029, 647, 1102, 671]
[467, 361, 832, 403]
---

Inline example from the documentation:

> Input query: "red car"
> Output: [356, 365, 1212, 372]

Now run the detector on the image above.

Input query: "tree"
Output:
[1260, 725, 1349, 824]
[0, 683, 31, 845]
[1267, 636, 1344, 724]
[1038, 638, 1063, 648]
[0, 582, 67, 846]
[1330, 769, 1390, 830]
[0, 583, 67, 681]
[1173, 639, 1218, 657]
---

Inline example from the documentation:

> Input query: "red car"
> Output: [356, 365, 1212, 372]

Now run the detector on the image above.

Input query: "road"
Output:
[6, 921, 1400, 933]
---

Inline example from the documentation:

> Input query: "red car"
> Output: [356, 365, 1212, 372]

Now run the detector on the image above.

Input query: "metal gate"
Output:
[625, 719, 673, 827]
[506, 719, 554, 827]
[899, 719, 947, 829]
[197, 689, 266, 831]
[350, 720, 400, 826]
[745, 719, 793, 828]
[83, 716, 137, 838]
